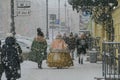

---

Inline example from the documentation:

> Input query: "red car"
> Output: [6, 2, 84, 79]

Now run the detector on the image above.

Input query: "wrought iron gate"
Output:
[102, 42, 120, 80]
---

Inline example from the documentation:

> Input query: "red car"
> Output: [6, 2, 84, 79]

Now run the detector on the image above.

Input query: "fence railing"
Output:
[102, 42, 120, 80]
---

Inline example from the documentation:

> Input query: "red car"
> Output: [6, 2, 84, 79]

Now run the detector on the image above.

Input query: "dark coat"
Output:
[76, 38, 88, 55]
[67, 36, 76, 50]
[62, 36, 69, 44]
[1, 37, 21, 79]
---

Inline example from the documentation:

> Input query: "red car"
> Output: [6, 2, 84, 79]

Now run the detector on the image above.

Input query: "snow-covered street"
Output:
[2, 59, 103, 80]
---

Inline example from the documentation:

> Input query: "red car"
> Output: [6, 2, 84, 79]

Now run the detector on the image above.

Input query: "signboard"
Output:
[55, 19, 60, 24]
[49, 14, 56, 20]
[17, 1, 31, 8]
[16, 9, 31, 16]
[16, 0, 31, 16]
[60, 27, 70, 32]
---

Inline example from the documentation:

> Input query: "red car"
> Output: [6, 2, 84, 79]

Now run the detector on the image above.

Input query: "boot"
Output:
[38, 64, 42, 69]
[78, 57, 80, 64]
[72, 53, 74, 60]
[81, 58, 83, 64]
[57, 67, 62, 69]
[38, 61, 42, 69]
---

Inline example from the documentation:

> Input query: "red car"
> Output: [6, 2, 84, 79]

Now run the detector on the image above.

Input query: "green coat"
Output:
[29, 36, 47, 64]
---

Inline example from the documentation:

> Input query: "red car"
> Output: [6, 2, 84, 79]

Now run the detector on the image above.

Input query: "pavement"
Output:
[1, 56, 104, 80]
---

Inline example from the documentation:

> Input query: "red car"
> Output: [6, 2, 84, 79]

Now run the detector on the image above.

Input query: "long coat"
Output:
[1, 37, 21, 79]
[29, 36, 47, 64]
[67, 36, 76, 50]
[76, 38, 88, 55]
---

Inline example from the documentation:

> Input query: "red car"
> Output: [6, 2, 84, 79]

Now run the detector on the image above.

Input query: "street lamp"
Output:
[64, 0, 67, 27]
[10, 0, 16, 36]
[58, 0, 60, 27]
[46, 0, 49, 39]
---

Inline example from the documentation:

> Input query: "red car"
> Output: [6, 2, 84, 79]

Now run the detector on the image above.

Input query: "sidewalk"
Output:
[73, 58, 103, 80]
[2, 58, 103, 80]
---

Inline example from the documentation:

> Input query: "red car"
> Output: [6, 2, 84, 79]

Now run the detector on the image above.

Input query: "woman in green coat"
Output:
[29, 28, 47, 69]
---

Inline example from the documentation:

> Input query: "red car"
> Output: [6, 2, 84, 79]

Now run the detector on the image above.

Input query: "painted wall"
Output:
[113, 1, 120, 42]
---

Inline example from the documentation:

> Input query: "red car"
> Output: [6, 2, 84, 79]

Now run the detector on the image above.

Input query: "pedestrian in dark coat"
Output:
[1, 33, 22, 80]
[0, 40, 4, 80]
[67, 32, 76, 59]
[76, 33, 88, 64]
[62, 33, 69, 44]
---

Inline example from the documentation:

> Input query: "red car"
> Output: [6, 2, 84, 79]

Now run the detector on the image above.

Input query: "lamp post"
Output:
[10, 0, 16, 36]
[58, 0, 60, 28]
[64, 0, 67, 27]
[46, 0, 49, 39]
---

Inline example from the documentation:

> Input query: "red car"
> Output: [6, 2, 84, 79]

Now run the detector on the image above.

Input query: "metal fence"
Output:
[102, 42, 120, 80]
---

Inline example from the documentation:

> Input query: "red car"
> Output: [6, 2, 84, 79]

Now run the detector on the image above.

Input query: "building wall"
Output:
[0, 0, 46, 38]
[113, 1, 120, 42]
[15, 0, 46, 38]
[0, 0, 11, 37]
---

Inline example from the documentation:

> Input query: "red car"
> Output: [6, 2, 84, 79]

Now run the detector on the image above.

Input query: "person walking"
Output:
[29, 28, 47, 69]
[62, 33, 69, 44]
[67, 32, 76, 60]
[76, 33, 88, 64]
[1, 33, 22, 80]
[47, 33, 73, 69]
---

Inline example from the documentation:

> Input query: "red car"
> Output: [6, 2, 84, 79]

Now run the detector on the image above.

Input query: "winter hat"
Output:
[70, 32, 73, 36]
[5, 37, 16, 45]
[37, 28, 44, 37]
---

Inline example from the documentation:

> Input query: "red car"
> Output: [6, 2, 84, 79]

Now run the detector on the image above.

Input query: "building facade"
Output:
[113, 1, 120, 42]
[0, 0, 79, 39]
[0, 0, 46, 38]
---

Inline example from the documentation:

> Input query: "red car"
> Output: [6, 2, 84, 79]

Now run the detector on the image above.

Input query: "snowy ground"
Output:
[2, 58, 103, 80]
